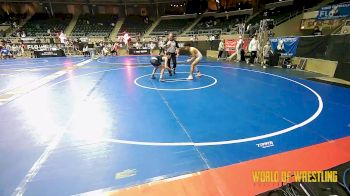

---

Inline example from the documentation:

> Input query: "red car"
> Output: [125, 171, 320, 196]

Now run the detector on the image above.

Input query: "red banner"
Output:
[224, 39, 250, 54]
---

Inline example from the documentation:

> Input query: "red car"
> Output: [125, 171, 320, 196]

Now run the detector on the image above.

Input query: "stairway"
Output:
[109, 18, 125, 41]
[181, 14, 205, 35]
[143, 17, 161, 37]
[64, 14, 79, 36]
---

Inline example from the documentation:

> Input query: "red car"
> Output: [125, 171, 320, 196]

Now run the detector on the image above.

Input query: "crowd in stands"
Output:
[0, 13, 27, 37]
[19, 14, 72, 37]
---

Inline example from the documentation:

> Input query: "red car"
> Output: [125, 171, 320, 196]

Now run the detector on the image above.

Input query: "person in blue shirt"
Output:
[1, 47, 13, 59]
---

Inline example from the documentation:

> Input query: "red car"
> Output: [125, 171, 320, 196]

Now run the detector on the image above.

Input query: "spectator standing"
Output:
[83, 44, 90, 57]
[209, 34, 215, 49]
[59, 31, 67, 44]
[262, 41, 272, 68]
[236, 36, 243, 62]
[248, 35, 259, 65]
[218, 39, 225, 59]
[123, 32, 130, 48]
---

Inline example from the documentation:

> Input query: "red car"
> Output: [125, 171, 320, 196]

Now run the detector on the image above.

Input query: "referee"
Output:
[166, 33, 179, 74]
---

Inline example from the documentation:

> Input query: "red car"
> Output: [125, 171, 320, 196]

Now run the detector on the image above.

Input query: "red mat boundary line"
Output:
[107, 136, 350, 196]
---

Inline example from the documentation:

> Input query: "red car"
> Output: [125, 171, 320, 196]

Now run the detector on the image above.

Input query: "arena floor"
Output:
[0, 56, 349, 196]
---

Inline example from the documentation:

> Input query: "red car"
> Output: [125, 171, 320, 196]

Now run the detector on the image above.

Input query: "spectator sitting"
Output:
[135, 42, 141, 49]
[21, 31, 26, 38]
[190, 36, 194, 42]
[312, 26, 322, 36]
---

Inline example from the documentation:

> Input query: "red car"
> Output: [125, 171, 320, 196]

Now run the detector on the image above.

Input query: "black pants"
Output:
[250, 51, 257, 64]
[111, 50, 117, 56]
[167, 53, 177, 69]
[218, 50, 224, 58]
[159, 48, 164, 55]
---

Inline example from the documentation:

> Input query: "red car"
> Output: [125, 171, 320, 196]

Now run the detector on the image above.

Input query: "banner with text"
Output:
[317, 3, 350, 20]
[269, 37, 299, 57]
[224, 39, 249, 54]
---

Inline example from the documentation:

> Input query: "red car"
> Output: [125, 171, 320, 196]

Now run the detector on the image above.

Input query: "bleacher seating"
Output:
[248, 5, 298, 26]
[0, 13, 26, 26]
[119, 16, 152, 35]
[190, 15, 248, 34]
[22, 14, 71, 36]
[151, 18, 195, 35]
[71, 14, 118, 37]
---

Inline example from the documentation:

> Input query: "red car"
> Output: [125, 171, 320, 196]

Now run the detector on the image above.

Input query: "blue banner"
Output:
[269, 37, 299, 57]
[317, 3, 350, 20]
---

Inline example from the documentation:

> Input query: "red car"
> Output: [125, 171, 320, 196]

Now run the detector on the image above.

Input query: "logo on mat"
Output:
[256, 141, 274, 148]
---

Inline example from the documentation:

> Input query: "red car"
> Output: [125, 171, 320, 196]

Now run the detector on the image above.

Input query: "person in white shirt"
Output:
[218, 39, 225, 59]
[150, 42, 156, 54]
[236, 36, 243, 62]
[83, 45, 90, 57]
[21, 31, 26, 38]
[123, 33, 130, 48]
[102, 45, 110, 56]
[248, 35, 259, 64]
[59, 31, 66, 44]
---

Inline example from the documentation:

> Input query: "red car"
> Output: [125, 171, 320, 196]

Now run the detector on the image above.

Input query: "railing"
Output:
[70, 32, 110, 37]
[150, 31, 181, 35]
[186, 28, 222, 35]
[331, 18, 349, 34]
